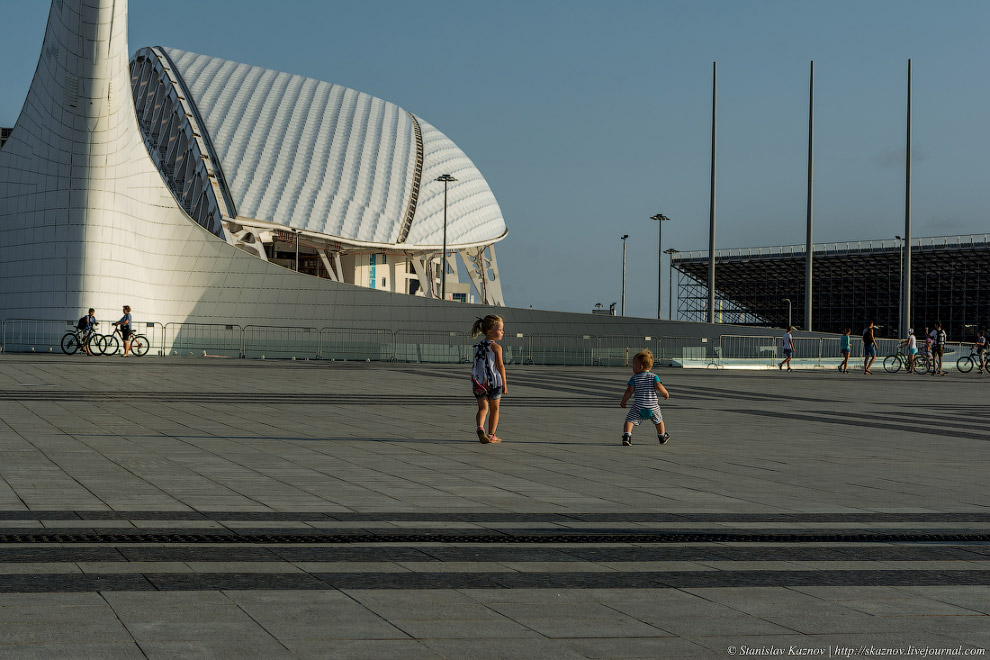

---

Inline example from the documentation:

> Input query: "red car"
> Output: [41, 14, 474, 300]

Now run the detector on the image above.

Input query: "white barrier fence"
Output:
[0, 319, 974, 370]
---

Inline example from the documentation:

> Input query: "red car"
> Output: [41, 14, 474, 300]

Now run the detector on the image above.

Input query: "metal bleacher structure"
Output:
[672, 234, 990, 340]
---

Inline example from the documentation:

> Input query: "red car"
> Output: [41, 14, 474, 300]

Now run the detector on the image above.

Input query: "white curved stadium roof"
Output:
[163, 48, 507, 249]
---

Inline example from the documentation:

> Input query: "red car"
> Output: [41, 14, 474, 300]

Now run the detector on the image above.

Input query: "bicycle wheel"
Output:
[101, 334, 120, 356]
[914, 355, 930, 375]
[882, 355, 902, 373]
[130, 334, 149, 357]
[957, 356, 974, 373]
[60, 332, 80, 355]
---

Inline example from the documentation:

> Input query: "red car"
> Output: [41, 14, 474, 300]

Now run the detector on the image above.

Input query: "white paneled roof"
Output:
[163, 48, 506, 248]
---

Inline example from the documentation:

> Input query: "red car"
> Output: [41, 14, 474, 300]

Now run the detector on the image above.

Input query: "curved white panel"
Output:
[164, 48, 507, 249]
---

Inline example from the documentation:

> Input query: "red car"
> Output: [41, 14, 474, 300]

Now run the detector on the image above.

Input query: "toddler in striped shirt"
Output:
[619, 349, 670, 446]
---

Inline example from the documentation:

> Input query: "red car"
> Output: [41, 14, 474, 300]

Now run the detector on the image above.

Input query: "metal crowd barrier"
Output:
[243, 325, 320, 360]
[0, 318, 74, 354]
[321, 328, 395, 362]
[164, 322, 243, 358]
[0, 318, 978, 370]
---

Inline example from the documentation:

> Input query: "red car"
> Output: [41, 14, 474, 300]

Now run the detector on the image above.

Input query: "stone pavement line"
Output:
[0, 355, 988, 659]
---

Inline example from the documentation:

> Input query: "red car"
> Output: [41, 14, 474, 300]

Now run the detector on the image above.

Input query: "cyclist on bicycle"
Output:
[113, 305, 133, 357]
[78, 308, 98, 356]
[974, 330, 987, 374]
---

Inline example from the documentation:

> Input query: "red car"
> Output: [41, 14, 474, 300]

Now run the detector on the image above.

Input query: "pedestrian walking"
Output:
[862, 321, 878, 375]
[619, 349, 670, 446]
[471, 315, 507, 444]
[930, 322, 947, 375]
[839, 328, 851, 373]
[779, 326, 795, 372]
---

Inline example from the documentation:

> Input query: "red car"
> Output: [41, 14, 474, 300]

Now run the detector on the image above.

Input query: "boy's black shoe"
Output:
[658, 432, 670, 445]
[622, 435, 632, 447]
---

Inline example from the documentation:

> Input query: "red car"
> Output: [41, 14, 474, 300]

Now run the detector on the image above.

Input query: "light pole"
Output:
[895, 235, 903, 333]
[435, 174, 457, 300]
[650, 213, 671, 319]
[664, 248, 678, 321]
[620, 234, 629, 316]
[292, 229, 300, 272]
[783, 298, 792, 329]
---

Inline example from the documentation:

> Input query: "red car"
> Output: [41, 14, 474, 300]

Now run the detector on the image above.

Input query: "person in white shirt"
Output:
[899, 329, 918, 373]
[778, 326, 795, 372]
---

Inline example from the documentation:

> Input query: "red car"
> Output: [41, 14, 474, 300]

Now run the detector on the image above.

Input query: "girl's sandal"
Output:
[477, 428, 492, 444]
[487, 434, 502, 444]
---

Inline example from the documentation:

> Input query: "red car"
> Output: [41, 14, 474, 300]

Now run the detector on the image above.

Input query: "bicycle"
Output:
[883, 347, 930, 375]
[60, 327, 98, 355]
[97, 325, 150, 357]
[957, 349, 987, 374]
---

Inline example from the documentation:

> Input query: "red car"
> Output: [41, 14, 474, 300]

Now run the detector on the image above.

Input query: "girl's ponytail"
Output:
[471, 314, 502, 338]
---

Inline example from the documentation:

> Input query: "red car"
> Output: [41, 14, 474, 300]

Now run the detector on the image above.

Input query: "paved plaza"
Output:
[0, 354, 988, 659]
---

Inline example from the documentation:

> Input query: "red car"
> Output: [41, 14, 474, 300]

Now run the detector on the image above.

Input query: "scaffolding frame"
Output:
[673, 234, 990, 339]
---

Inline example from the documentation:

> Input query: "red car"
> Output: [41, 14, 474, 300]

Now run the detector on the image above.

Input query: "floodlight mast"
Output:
[620, 234, 629, 316]
[650, 213, 671, 319]
[435, 174, 457, 300]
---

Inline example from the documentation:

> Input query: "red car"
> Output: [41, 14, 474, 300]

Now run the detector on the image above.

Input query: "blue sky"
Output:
[2, 1, 988, 318]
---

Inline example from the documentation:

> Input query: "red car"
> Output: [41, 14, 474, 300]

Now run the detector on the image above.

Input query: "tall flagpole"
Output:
[903, 59, 912, 338]
[708, 62, 717, 323]
[805, 61, 814, 332]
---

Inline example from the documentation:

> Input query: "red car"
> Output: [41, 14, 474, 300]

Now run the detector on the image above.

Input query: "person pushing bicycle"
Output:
[899, 328, 918, 373]
[974, 329, 987, 374]
[113, 305, 133, 357]
[78, 308, 97, 356]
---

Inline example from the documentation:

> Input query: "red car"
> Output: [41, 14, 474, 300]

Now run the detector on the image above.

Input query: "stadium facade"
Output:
[0, 0, 517, 331]
[672, 234, 990, 340]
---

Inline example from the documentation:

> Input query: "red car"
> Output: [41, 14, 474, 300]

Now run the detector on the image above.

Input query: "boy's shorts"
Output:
[625, 406, 662, 426]
[865, 345, 877, 357]
[475, 386, 502, 401]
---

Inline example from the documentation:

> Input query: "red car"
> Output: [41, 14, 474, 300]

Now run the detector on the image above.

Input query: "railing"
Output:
[0, 319, 74, 354]
[0, 319, 976, 370]
[164, 323, 242, 358]
[674, 232, 990, 262]
[243, 325, 320, 360]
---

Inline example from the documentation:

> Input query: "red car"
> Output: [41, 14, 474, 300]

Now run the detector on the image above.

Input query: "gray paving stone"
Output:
[226, 591, 410, 640]
[559, 636, 717, 659]
[420, 637, 588, 660]
[138, 638, 294, 660]
[1, 357, 989, 655]
[278, 639, 442, 660]
[0, 643, 146, 660]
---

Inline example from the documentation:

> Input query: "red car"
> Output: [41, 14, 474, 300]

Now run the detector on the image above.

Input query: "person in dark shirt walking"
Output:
[862, 321, 877, 375]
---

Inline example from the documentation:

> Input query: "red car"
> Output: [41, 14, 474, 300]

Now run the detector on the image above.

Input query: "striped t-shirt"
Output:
[628, 371, 661, 409]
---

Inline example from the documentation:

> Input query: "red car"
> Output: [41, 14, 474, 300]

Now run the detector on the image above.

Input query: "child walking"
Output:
[471, 315, 507, 444]
[838, 328, 851, 373]
[619, 349, 670, 446]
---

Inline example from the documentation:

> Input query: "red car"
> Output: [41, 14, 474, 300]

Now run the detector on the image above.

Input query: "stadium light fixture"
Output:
[664, 248, 679, 321]
[435, 174, 457, 300]
[292, 228, 300, 272]
[650, 214, 671, 320]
